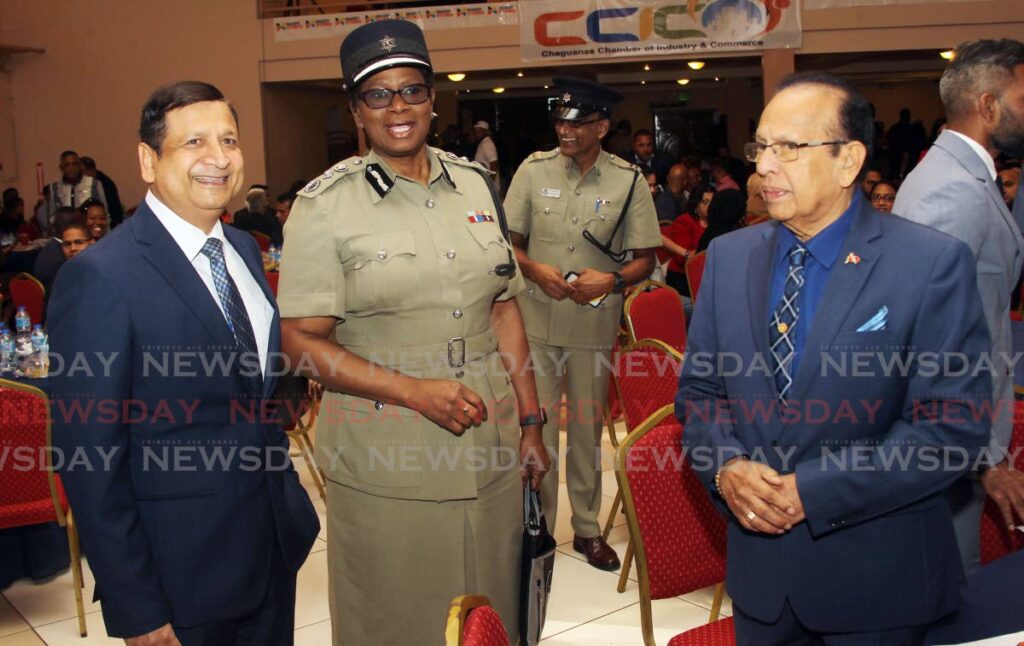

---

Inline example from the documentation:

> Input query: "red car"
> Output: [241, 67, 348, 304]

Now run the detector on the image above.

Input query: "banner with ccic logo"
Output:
[518, 0, 801, 62]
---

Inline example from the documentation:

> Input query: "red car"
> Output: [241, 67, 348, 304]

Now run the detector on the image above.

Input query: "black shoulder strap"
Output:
[582, 169, 638, 264]
[468, 163, 517, 278]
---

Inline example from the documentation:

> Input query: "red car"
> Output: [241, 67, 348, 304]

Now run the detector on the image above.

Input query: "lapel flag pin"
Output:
[844, 252, 861, 265]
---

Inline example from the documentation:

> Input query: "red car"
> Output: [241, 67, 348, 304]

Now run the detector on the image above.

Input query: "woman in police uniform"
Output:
[277, 19, 549, 645]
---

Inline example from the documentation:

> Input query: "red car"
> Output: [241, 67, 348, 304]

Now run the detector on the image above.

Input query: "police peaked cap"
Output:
[551, 77, 624, 121]
[340, 19, 433, 91]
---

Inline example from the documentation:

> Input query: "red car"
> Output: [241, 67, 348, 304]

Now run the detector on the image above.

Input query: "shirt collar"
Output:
[947, 129, 997, 181]
[775, 191, 861, 271]
[145, 190, 227, 262]
[562, 149, 609, 181]
[364, 148, 459, 204]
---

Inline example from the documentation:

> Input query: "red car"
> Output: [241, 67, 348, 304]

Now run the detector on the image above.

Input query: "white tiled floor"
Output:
[0, 419, 729, 645]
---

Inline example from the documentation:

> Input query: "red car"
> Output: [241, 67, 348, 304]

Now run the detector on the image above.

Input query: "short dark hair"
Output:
[80, 198, 106, 213]
[53, 207, 85, 237]
[139, 81, 238, 154]
[61, 222, 91, 240]
[776, 71, 874, 176]
[60, 150, 79, 160]
[80, 156, 96, 171]
[940, 39, 1024, 121]
[633, 129, 654, 142]
[276, 190, 296, 205]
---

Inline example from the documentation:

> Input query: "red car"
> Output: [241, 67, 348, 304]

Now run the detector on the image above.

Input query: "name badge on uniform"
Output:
[541, 188, 561, 199]
[467, 210, 495, 223]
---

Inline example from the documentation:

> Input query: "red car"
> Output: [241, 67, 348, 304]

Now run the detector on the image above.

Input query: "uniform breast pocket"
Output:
[347, 230, 417, 311]
[465, 222, 513, 279]
[532, 203, 566, 242]
[582, 213, 619, 244]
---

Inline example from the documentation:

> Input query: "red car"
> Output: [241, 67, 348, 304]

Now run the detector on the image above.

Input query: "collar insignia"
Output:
[365, 163, 394, 198]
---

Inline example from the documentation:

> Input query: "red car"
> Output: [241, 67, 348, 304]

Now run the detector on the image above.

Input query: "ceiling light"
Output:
[714, 77, 720, 82]
[447, 73, 466, 82]
[676, 78, 690, 86]
[688, 61, 705, 70]
[939, 50, 954, 60]
[543, 84, 549, 89]
[643, 63, 651, 71]
[493, 87, 505, 94]
[516, 71, 524, 77]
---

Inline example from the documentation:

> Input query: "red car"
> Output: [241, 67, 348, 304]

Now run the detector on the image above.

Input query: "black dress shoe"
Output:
[572, 534, 621, 571]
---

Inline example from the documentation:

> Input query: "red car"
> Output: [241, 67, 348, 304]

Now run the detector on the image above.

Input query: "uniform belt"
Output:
[342, 329, 496, 370]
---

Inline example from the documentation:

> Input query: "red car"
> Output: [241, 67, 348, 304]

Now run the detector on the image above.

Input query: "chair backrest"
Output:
[980, 400, 1024, 564]
[10, 272, 45, 325]
[445, 595, 509, 646]
[624, 280, 687, 353]
[685, 251, 707, 304]
[249, 230, 271, 252]
[265, 271, 280, 297]
[616, 408, 726, 601]
[0, 379, 65, 529]
[613, 339, 683, 433]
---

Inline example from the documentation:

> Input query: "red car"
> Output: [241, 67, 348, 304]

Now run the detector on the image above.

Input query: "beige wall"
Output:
[855, 80, 946, 136]
[0, 0, 264, 212]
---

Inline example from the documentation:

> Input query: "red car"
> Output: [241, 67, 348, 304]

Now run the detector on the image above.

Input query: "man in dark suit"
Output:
[630, 129, 674, 185]
[677, 73, 991, 644]
[48, 81, 319, 645]
[895, 39, 1024, 575]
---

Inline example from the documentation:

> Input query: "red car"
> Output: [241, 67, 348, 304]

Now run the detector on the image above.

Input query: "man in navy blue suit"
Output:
[47, 81, 319, 645]
[677, 73, 992, 644]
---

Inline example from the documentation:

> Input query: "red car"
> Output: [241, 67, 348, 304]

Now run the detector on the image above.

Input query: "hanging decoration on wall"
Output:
[273, 2, 519, 42]
[518, 0, 802, 62]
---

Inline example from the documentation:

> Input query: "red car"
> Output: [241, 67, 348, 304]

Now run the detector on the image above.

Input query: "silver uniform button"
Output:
[377, 249, 388, 260]
[446, 250, 456, 259]
[374, 401, 384, 410]
[354, 159, 363, 165]
[455, 370, 465, 378]
[571, 217, 578, 224]
[453, 309, 463, 319]
[426, 199, 435, 208]
[568, 244, 575, 252]
[575, 190, 581, 196]
[527, 287, 535, 295]
[544, 207, 551, 214]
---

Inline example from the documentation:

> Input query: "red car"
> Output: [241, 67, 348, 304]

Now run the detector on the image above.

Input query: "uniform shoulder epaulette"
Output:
[525, 148, 561, 163]
[432, 147, 492, 175]
[296, 156, 366, 198]
[606, 153, 640, 172]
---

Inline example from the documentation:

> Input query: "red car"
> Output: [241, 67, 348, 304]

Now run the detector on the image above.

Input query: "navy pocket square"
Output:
[856, 306, 888, 332]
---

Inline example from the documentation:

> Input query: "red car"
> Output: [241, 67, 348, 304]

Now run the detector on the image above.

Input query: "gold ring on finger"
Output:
[745, 510, 757, 521]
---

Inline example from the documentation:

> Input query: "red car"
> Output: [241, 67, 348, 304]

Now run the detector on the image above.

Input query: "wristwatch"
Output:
[611, 271, 626, 294]
[519, 408, 548, 427]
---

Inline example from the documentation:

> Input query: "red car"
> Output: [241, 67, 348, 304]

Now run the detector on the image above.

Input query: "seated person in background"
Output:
[696, 188, 746, 252]
[82, 198, 109, 240]
[869, 180, 898, 214]
[645, 171, 660, 199]
[33, 207, 85, 291]
[746, 173, 768, 222]
[274, 190, 295, 229]
[999, 164, 1020, 209]
[655, 163, 689, 222]
[59, 221, 94, 260]
[661, 185, 713, 298]
[711, 157, 740, 191]
[234, 184, 283, 246]
[860, 166, 883, 196]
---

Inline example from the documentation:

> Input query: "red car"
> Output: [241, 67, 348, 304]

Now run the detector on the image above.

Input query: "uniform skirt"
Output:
[326, 469, 522, 644]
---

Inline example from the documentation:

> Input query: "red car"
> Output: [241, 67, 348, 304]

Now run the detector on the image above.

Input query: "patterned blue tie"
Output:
[199, 238, 260, 363]
[769, 244, 809, 404]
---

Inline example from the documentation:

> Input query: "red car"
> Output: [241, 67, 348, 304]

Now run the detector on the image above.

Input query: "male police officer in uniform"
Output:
[504, 78, 662, 570]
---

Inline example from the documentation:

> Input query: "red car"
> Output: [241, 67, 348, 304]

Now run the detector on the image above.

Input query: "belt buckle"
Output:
[448, 336, 465, 368]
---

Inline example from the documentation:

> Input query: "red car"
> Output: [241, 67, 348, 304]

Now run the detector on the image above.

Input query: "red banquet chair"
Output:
[444, 595, 510, 646]
[0, 378, 87, 637]
[249, 230, 272, 252]
[979, 399, 1024, 564]
[685, 251, 707, 305]
[624, 280, 687, 353]
[616, 406, 732, 646]
[9, 272, 45, 325]
[610, 340, 683, 590]
[265, 271, 280, 297]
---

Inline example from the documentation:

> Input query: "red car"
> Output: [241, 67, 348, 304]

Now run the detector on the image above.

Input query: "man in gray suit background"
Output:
[894, 38, 1024, 574]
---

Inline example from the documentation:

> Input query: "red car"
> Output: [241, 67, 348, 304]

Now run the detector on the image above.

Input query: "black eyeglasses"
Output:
[744, 140, 848, 163]
[358, 84, 432, 109]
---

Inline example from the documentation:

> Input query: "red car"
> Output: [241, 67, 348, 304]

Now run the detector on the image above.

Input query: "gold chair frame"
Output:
[444, 594, 497, 646]
[286, 380, 327, 502]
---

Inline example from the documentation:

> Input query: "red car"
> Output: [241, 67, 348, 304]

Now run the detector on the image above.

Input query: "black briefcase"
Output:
[519, 487, 556, 645]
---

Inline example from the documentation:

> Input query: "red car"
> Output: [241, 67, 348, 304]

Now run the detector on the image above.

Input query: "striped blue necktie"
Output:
[769, 243, 808, 404]
[200, 238, 260, 363]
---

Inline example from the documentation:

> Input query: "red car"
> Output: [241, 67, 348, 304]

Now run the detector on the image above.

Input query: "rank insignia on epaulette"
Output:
[467, 210, 495, 223]
[304, 179, 321, 193]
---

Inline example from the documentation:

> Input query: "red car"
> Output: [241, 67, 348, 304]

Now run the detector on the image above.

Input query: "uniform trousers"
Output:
[327, 469, 522, 645]
[529, 338, 613, 538]
[173, 541, 296, 646]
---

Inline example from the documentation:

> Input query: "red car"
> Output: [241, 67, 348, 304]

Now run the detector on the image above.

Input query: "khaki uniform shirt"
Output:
[277, 147, 525, 502]
[504, 149, 662, 349]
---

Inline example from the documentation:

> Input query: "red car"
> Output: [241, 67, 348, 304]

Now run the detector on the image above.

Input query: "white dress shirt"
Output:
[947, 129, 997, 181]
[146, 191, 273, 377]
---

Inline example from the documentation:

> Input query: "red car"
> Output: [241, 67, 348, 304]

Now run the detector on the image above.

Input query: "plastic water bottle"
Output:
[0, 330, 14, 374]
[14, 306, 32, 357]
[268, 244, 281, 268]
[30, 325, 46, 372]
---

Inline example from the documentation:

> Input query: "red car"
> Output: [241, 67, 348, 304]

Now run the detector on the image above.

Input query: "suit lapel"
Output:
[747, 224, 779, 416]
[786, 203, 883, 406]
[131, 204, 236, 349]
